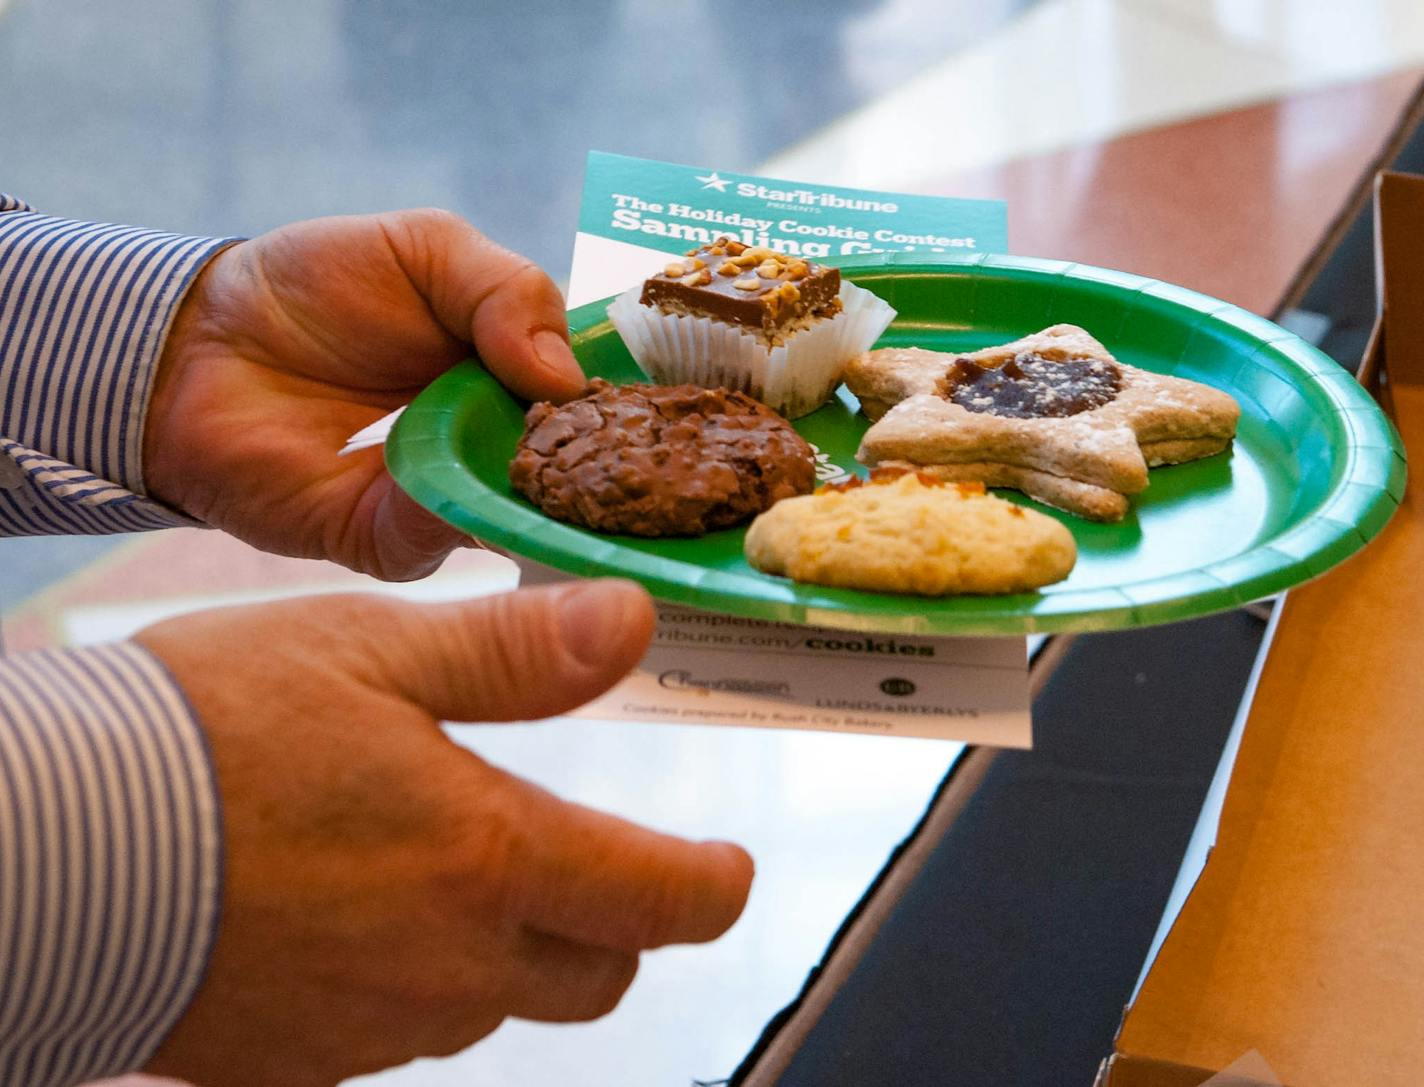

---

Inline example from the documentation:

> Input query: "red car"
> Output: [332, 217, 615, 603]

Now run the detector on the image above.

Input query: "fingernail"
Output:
[557, 582, 636, 667]
[532, 327, 576, 375]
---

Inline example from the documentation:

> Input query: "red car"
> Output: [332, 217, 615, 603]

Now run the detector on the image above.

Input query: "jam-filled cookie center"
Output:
[938, 352, 1123, 418]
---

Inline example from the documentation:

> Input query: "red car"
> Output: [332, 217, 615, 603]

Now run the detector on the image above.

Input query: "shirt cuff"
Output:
[0, 642, 222, 1087]
[0, 198, 239, 531]
[0, 439, 204, 535]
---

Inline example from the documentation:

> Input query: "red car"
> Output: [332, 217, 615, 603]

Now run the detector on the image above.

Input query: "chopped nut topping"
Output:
[817, 476, 864, 494]
[817, 471, 989, 496]
[869, 466, 928, 486]
[640, 238, 842, 339]
[786, 260, 809, 279]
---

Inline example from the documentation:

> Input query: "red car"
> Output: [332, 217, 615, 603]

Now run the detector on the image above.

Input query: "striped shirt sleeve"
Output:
[0, 642, 222, 1087]
[0, 194, 238, 536]
[1, 194, 229, 1084]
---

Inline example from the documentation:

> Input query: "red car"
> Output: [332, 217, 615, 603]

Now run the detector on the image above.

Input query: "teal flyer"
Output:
[568, 151, 1008, 306]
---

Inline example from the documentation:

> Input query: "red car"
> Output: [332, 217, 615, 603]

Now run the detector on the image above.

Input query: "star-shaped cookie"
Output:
[847, 324, 1240, 521]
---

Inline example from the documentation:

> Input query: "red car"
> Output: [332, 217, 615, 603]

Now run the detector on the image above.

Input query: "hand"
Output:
[143, 209, 587, 580]
[135, 580, 753, 1087]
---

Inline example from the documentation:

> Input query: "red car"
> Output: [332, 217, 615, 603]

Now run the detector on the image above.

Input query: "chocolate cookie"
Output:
[509, 379, 815, 537]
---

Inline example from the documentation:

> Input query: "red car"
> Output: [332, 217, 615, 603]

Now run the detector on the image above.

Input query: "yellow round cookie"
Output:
[744, 472, 1076, 595]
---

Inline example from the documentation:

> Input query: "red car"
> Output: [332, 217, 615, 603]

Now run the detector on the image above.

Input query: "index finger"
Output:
[498, 777, 755, 952]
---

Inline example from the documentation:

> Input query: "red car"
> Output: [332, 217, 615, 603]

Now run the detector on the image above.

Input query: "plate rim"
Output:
[388, 253, 1405, 635]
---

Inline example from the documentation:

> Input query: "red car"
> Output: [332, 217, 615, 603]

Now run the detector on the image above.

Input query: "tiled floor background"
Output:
[4, 0, 1424, 1084]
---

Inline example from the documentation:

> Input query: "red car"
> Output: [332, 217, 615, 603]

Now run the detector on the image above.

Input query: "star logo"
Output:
[695, 171, 731, 192]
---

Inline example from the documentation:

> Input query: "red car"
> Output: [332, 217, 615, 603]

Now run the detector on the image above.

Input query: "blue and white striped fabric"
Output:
[0, 194, 232, 535]
[1, 195, 231, 1085]
[0, 646, 221, 1086]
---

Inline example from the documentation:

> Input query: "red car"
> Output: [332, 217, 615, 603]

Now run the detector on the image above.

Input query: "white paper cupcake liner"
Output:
[606, 280, 896, 418]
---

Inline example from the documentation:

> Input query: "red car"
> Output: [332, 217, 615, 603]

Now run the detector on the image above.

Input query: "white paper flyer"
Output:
[347, 157, 1032, 746]
[555, 154, 1029, 746]
[573, 601, 1032, 746]
[569, 151, 1009, 307]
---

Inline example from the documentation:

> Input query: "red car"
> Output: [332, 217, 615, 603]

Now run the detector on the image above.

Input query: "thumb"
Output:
[379, 208, 586, 403]
[372, 579, 655, 723]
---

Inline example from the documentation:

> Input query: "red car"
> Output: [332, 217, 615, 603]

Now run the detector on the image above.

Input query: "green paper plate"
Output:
[387, 253, 1404, 636]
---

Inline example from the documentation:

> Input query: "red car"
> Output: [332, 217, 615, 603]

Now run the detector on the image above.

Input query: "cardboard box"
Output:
[1097, 173, 1423, 1086]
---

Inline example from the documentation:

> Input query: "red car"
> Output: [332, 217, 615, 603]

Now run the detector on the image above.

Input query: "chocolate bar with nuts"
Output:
[639, 236, 842, 341]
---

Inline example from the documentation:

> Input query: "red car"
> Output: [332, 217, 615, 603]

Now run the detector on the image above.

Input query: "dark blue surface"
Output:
[752, 611, 1264, 1086]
